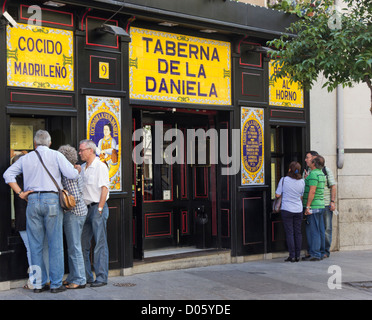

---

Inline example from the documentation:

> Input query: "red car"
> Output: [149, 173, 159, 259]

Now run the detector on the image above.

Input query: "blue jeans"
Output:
[305, 208, 325, 259]
[64, 212, 87, 285]
[81, 203, 109, 284]
[26, 192, 64, 289]
[324, 206, 333, 257]
[19, 230, 50, 285]
[19, 231, 32, 268]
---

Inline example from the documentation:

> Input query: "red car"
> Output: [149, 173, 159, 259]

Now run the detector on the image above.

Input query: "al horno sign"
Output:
[269, 61, 303, 108]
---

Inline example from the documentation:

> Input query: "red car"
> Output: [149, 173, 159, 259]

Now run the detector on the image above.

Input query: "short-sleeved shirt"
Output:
[81, 157, 110, 205]
[62, 175, 88, 216]
[276, 176, 305, 213]
[303, 166, 336, 205]
[303, 168, 326, 209]
[323, 166, 336, 205]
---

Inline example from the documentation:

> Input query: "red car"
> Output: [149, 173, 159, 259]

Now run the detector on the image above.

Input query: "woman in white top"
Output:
[275, 161, 305, 262]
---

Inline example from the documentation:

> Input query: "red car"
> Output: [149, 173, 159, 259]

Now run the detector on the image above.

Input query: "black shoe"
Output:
[90, 281, 107, 288]
[51, 285, 67, 293]
[295, 257, 300, 262]
[34, 284, 50, 293]
[309, 257, 321, 261]
[284, 257, 295, 263]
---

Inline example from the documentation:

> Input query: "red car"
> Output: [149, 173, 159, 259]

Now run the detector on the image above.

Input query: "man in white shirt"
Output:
[78, 139, 110, 287]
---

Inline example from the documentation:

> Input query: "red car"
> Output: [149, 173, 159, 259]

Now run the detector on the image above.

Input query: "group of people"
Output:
[3, 130, 110, 293]
[275, 151, 336, 262]
[2, 129, 337, 290]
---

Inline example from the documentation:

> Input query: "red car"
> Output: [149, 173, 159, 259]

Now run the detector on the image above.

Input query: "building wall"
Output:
[310, 77, 372, 252]
[236, 0, 267, 7]
[309, 78, 338, 251]
[309, 0, 372, 252]
[340, 84, 372, 251]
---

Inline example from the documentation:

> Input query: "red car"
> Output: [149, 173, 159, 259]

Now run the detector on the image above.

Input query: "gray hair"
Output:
[58, 145, 78, 165]
[34, 130, 51, 147]
[312, 156, 324, 170]
[79, 139, 97, 153]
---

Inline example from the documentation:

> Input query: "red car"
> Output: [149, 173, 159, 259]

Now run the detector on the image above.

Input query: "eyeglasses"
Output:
[79, 148, 90, 153]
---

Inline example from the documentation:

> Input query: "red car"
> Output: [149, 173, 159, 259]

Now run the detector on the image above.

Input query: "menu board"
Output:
[10, 125, 34, 150]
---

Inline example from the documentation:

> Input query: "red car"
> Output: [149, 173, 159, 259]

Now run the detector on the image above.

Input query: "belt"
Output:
[87, 202, 98, 208]
[35, 191, 58, 194]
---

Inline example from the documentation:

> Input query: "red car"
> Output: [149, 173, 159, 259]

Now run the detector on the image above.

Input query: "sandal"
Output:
[66, 283, 86, 289]
[63, 280, 69, 285]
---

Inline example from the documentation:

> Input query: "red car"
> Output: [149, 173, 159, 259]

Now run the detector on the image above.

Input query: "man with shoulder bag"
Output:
[3, 130, 80, 293]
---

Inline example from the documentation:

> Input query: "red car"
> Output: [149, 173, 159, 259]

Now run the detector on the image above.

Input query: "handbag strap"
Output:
[35, 150, 61, 192]
[280, 176, 285, 195]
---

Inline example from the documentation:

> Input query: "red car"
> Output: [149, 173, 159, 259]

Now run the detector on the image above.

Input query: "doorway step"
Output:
[124, 249, 231, 276]
[144, 246, 215, 258]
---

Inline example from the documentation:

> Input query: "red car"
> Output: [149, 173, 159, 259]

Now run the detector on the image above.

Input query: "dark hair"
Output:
[104, 123, 112, 133]
[306, 150, 319, 157]
[312, 156, 324, 169]
[287, 161, 302, 180]
[11, 153, 25, 165]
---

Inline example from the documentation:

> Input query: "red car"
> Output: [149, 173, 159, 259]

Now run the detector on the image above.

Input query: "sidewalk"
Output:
[1, 249, 372, 301]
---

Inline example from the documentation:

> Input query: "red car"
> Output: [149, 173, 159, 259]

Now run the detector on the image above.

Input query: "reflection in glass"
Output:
[143, 124, 173, 201]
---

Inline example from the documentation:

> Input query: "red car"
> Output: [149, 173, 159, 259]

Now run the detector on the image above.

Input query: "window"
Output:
[270, 127, 283, 199]
[143, 124, 173, 202]
[9, 117, 45, 233]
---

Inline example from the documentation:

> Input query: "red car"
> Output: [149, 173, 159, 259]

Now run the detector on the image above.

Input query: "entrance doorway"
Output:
[270, 125, 306, 253]
[9, 115, 75, 232]
[6, 115, 75, 280]
[132, 107, 230, 260]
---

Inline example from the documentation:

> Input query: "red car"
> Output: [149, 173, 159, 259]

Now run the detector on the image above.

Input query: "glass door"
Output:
[132, 108, 218, 259]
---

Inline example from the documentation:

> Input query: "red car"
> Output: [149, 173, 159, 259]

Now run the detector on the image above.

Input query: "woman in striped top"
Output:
[58, 145, 88, 289]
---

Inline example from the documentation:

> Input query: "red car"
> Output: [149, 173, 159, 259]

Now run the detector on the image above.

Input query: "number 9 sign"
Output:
[99, 62, 109, 79]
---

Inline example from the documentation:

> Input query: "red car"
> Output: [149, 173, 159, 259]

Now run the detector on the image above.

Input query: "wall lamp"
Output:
[245, 44, 271, 53]
[2, 11, 18, 27]
[97, 24, 130, 37]
[158, 22, 178, 27]
[200, 29, 217, 34]
[43, 1, 66, 7]
[255, 46, 271, 53]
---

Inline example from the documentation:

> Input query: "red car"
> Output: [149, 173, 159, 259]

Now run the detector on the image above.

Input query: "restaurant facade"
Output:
[0, 0, 308, 283]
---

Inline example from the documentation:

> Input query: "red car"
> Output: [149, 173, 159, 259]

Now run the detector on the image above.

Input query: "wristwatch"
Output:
[17, 190, 23, 196]
[98, 207, 103, 213]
